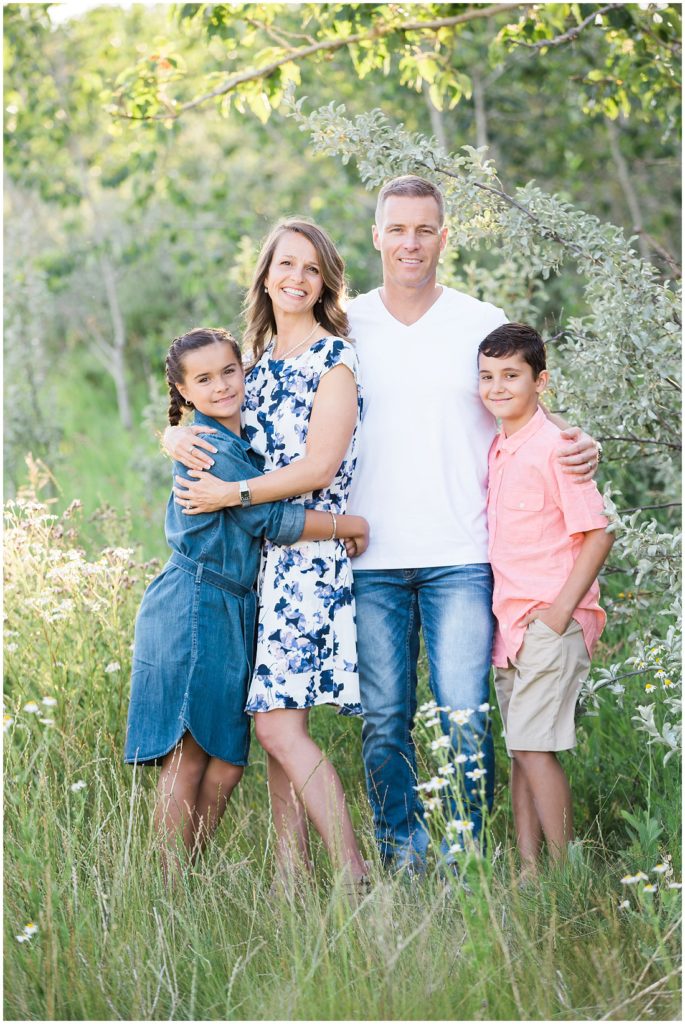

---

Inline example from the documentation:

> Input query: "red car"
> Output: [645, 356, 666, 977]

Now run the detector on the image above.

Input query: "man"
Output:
[167, 176, 599, 871]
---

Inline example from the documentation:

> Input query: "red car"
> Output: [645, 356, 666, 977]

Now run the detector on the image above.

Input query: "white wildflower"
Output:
[478, 702, 491, 712]
[23, 702, 39, 714]
[454, 753, 468, 764]
[465, 768, 487, 780]
[41, 696, 57, 707]
[70, 780, 87, 792]
[667, 882, 682, 890]
[618, 899, 630, 910]
[449, 708, 474, 726]
[38, 718, 55, 726]
[643, 884, 657, 893]
[430, 735, 451, 751]
[652, 863, 669, 874]
[6, 643, 17, 653]
[104, 661, 121, 674]
[438, 764, 455, 776]
[4, 715, 14, 733]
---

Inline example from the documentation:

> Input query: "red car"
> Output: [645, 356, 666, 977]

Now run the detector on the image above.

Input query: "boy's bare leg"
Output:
[510, 758, 543, 874]
[510, 749, 574, 862]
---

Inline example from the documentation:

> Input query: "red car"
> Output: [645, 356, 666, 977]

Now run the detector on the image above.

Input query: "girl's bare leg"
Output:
[193, 759, 244, 855]
[154, 732, 209, 879]
[510, 749, 574, 862]
[266, 753, 313, 881]
[510, 758, 543, 876]
[255, 709, 367, 880]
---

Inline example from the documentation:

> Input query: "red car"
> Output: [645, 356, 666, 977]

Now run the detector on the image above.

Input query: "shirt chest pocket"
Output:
[502, 488, 544, 543]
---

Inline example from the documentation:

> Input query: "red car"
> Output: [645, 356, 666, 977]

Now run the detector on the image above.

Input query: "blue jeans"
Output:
[354, 564, 495, 865]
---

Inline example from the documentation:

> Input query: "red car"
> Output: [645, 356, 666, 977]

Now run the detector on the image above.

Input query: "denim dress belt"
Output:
[166, 551, 258, 669]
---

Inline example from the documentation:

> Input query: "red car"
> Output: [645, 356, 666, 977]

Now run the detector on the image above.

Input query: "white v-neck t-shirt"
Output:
[346, 286, 507, 570]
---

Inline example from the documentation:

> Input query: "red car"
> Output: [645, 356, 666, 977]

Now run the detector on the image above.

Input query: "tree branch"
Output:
[619, 502, 682, 513]
[598, 436, 682, 450]
[115, 3, 524, 121]
[510, 3, 626, 52]
[637, 229, 682, 278]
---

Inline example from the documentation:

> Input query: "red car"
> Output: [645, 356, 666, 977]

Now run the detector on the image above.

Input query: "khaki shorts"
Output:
[494, 617, 590, 753]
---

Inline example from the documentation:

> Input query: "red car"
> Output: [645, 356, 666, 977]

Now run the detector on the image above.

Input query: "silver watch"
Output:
[238, 480, 251, 508]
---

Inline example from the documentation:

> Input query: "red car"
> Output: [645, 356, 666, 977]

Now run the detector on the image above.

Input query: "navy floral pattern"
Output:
[244, 336, 363, 716]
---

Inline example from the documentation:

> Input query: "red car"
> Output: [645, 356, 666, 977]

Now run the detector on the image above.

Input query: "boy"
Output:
[478, 323, 614, 874]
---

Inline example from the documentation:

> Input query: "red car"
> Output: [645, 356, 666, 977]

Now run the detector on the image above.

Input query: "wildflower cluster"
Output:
[619, 857, 682, 907]
[413, 700, 491, 860]
[4, 481, 152, 743]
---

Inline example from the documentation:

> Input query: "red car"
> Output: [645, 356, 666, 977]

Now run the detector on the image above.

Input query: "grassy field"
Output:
[3, 474, 681, 1021]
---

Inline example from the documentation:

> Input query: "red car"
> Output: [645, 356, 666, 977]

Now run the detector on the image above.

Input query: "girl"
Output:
[165, 222, 369, 891]
[125, 326, 368, 879]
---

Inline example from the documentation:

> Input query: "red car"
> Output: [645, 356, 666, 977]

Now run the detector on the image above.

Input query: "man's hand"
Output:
[163, 424, 218, 471]
[523, 604, 570, 637]
[174, 471, 237, 514]
[557, 427, 600, 481]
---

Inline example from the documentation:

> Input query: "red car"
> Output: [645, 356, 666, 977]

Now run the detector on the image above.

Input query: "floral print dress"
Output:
[243, 336, 363, 716]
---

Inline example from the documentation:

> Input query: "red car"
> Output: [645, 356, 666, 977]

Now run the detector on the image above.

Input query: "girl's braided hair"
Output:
[165, 327, 242, 425]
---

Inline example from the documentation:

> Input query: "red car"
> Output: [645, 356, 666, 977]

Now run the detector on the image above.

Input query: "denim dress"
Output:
[124, 411, 305, 767]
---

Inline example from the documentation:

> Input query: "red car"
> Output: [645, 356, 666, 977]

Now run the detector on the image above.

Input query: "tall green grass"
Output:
[4, 481, 681, 1020]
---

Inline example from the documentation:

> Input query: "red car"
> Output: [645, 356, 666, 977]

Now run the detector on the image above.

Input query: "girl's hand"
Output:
[523, 605, 570, 637]
[344, 518, 369, 558]
[556, 427, 599, 481]
[163, 424, 218, 471]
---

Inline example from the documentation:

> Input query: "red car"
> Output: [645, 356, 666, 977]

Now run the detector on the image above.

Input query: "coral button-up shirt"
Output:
[487, 407, 609, 668]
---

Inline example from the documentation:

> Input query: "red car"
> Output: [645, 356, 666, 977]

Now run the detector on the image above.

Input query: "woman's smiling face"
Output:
[264, 231, 324, 318]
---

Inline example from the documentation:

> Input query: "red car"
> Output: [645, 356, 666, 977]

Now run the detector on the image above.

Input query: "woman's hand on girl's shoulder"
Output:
[163, 424, 218, 470]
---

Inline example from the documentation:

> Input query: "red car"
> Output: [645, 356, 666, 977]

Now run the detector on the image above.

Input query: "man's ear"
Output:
[372, 224, 381, 251]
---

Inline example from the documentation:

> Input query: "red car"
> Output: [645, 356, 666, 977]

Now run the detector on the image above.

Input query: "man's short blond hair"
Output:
[375, 175, 445, 227]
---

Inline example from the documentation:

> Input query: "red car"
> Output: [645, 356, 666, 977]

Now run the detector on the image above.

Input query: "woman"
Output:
[166, 220, 368, 892]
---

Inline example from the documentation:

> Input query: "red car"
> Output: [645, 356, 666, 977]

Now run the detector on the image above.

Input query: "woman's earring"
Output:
[264, 285, 268, 294]
[185, 400, 193, 407]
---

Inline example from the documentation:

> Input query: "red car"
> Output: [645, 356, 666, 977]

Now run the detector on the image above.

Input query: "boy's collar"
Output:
[495, 405, 547, 455]
[193, 410, 251, 451]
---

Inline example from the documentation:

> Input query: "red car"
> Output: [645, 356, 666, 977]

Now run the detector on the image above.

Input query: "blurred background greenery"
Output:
[4, 2, 681, 557]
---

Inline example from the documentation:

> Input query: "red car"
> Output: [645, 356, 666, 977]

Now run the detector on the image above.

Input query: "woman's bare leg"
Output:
[154, 732, 209, 879]
[255, 709, 366, 879]
[510, 749, 573, 862]
[266, 753, 313, 881]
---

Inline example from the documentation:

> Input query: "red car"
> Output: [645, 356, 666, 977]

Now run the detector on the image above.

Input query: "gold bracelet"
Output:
[328, 511, 337, 541]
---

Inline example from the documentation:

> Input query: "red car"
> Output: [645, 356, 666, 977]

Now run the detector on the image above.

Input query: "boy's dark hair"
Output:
[165, 327, 242, 425]
[478, 322, 546, 379]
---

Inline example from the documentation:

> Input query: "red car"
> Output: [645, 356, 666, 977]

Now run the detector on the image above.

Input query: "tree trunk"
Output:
[422, 81, 448, 152]
[100, 255, 133, 429]
[606, 118, 650, 262]
[472, 70, 489, 150]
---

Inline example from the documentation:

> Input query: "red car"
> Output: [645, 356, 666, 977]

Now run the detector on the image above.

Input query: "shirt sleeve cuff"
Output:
[270, 501, 306, 545]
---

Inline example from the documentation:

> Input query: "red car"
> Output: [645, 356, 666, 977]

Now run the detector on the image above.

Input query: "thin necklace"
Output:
[272, 321, 320, 361]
